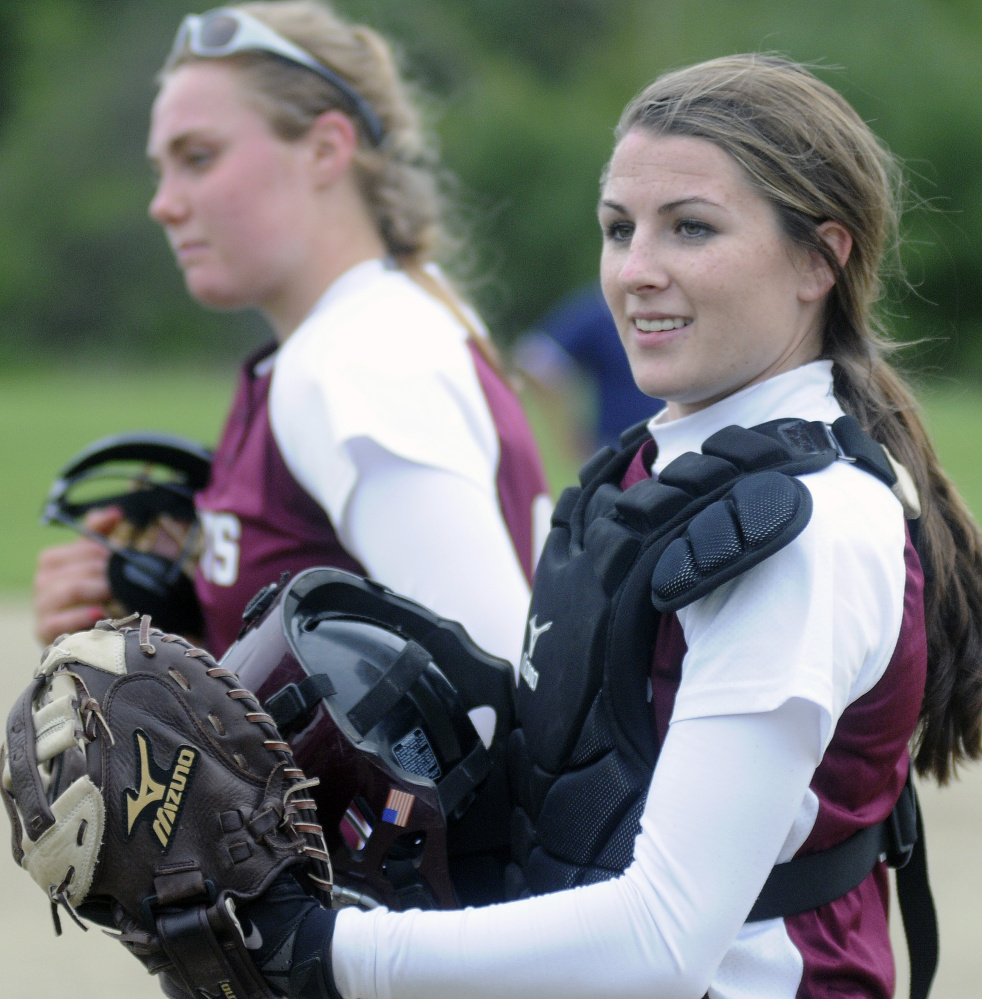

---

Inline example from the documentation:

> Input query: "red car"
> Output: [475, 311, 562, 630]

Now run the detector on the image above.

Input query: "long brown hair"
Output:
[617, 54, 982, 783]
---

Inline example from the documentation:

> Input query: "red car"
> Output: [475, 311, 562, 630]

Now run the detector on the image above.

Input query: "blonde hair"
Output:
[166, 0, 443, 267]
[617, 54, 982, 782]
[164, 1, 499, 361]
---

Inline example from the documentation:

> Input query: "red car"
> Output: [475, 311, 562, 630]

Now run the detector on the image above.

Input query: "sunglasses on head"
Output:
[169, 7, 385, 146]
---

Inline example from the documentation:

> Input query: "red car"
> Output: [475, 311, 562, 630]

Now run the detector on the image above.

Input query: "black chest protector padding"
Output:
[507, 414, 900, 899]
[650, 469, 811, 612]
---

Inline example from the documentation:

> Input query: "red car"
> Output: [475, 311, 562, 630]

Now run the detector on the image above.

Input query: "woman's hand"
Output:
[33, 506, 124, 645]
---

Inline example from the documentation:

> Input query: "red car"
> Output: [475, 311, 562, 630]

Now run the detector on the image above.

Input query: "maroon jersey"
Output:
[194, 344, 365, 657]
[196, 342, 549, 657]
[622, 445, 928, 998]
[466, 340, 549, 583]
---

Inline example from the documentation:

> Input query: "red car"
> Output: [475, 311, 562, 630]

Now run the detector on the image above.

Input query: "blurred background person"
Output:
[31, 1, 550, 673]
[513, 282, 661, 462]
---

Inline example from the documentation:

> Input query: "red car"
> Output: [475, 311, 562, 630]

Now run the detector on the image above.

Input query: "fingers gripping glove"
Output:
[1, 614, 333, 999]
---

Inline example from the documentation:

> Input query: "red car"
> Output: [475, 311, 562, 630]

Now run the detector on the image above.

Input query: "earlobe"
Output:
[799, 221, 853, 302]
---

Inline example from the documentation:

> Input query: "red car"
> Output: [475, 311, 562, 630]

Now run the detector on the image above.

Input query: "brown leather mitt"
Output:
[1, 613, 333, 999]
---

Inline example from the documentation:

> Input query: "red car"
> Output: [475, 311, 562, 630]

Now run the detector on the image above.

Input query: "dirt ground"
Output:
[0, 598, 979, 999]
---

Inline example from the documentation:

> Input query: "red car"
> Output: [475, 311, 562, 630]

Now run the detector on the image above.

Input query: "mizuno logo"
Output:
[526, 615, 552, 657]
[124, 730, 198, 852]
[520, 615, 552, 692]
[196, 983, 238, 999]
[125, 732, 165, 831]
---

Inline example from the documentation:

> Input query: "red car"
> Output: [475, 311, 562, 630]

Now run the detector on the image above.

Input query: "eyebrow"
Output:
[146, 130, 210, 164]
[598, 195, 725, 215]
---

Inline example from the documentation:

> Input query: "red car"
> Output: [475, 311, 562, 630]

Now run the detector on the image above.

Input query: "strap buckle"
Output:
[265, 683, 307, 730]
[885, 775, 918, 869]
[823, 422, 857, 464]
[265, 673, 338, 732]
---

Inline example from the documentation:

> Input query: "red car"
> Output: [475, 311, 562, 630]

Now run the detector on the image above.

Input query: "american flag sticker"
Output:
[382, 788, 415, 827]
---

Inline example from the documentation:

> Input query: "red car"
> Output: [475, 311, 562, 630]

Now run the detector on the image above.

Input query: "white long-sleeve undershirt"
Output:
[333, 698, 822, 999]
[340, 438, 531, 673]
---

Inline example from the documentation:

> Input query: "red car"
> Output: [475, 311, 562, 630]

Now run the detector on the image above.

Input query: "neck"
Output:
[263, 186, 388, 341]
[263, 245, 386, 341]
[666, 320, 824, 421]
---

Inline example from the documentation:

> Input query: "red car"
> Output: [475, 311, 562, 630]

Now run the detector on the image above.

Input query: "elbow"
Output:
[661, 967, 715, 999]
[617, 867, 723, 999]
[642, 946, 715, 999]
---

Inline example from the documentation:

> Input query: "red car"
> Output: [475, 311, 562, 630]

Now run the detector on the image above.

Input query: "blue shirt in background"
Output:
[517, 284, 661, 450]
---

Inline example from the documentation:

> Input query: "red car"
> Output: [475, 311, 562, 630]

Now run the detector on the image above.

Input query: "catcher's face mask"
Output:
[221, 567, 516, 911]
[42, 433, 212, 636]
[168, 7, 384, 146]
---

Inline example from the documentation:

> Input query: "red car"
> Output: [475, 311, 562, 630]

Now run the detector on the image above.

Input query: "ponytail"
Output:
[833, 356, 982, 782]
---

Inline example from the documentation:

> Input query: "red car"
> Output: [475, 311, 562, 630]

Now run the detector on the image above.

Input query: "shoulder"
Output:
[267, 266, 501, 504]
[801, 458, 907, 565]
[673, 456, 908, 619]
[270, 266, 488, 426]
[799, 460, 910, 676]
[672, 457, 910, 738]
[281, 267, 472, 379]
[271, 267, 488, 420]
[724, 456, 910, 624]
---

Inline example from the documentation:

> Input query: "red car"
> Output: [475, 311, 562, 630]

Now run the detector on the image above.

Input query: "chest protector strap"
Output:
[507, 415, 930, 962]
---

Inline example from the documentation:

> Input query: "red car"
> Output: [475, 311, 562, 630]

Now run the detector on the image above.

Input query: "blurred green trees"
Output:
[2, 0, 982, 375]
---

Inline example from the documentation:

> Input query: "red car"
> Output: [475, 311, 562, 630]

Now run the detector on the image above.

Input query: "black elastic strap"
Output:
[265, 674, 338, 731]
[749, 775, 918, 922]
[747, 819, 890, 922]
[156, 903, 271, 999]
[756, 417, 834, 458]
[288, 905, 342, 999]
[347, 640, 432, 737]
[896, 795, 939, 999]
[437, 741, 492, 818]
[748, 779, 938, 999]
[830, 414, 897, 488]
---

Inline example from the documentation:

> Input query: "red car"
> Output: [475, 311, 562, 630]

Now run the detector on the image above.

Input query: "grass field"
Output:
[2, 367, 982, 593]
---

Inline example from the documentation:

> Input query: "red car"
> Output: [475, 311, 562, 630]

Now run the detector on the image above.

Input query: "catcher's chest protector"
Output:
[506, 415, 903, 899]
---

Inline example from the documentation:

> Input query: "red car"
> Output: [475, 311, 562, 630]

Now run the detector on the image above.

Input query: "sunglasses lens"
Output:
[198, 12, 240, 49]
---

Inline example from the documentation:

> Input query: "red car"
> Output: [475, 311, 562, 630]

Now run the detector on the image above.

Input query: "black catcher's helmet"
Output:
[221, 567, 516, 911]
[42, 433, 212, 636]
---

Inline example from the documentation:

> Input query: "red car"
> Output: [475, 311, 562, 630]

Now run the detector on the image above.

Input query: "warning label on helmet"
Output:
[392, 727, 442, 780]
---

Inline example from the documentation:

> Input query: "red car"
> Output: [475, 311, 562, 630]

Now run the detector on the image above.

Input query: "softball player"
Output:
[233, 55, 982, 999]
[33, 1, 550, 669]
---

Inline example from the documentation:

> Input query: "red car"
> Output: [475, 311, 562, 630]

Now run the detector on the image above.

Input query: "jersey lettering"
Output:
[200, 511, 242, 587]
